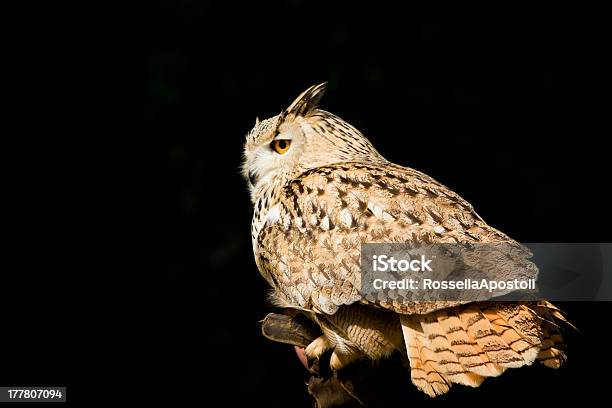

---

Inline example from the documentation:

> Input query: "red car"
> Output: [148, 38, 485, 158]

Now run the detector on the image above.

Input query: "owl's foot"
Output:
[330, 349, 362, 371]
[305, 335, 363, 371]
[304, 335, 331, 360]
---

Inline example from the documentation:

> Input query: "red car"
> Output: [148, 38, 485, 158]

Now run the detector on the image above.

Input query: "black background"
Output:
[3, 1, 609, 406]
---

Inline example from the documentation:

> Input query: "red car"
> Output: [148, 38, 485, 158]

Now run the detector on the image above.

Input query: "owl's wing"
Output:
[255, 162, 531, 315]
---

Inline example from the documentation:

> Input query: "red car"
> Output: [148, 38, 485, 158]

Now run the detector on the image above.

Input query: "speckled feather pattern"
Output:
[254, 160, 525, 315]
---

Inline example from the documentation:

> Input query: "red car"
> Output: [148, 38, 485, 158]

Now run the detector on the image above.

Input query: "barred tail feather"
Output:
[400, 302, 571, 397]
[400, 315, 451, 397]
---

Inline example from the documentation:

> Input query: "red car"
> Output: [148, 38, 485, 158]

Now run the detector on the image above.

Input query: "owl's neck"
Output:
[250, 171, 292, 249]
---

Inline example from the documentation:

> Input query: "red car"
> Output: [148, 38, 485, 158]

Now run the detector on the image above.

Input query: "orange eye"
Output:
[271, 139, 291, 154]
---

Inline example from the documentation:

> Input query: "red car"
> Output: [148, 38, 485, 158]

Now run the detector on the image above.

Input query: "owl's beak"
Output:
[248, 169, 258, 186]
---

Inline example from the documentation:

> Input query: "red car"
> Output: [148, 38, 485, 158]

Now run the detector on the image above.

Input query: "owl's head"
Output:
[242, 83, 384, 197]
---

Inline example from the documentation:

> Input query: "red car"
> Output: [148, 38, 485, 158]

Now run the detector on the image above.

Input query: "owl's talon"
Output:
[330, 349, 361, 371]
[304, 335, 331, 360]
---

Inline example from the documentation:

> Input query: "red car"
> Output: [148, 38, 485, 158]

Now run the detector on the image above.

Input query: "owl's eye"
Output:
[271, 139, 291, 154]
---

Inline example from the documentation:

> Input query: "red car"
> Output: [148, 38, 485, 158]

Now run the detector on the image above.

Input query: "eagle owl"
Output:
[242, 83, 569, 397]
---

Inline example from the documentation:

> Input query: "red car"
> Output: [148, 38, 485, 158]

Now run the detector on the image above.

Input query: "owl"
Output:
[242, 83, 570, 397]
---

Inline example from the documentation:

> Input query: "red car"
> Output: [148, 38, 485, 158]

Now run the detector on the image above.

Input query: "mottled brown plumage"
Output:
[242, 83, 569, 397]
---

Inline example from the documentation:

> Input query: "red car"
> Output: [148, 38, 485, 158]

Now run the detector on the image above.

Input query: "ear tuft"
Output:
[283, 82, 327, 119]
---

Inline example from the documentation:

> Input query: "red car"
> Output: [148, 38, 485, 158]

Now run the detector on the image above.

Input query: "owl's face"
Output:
[242, 83, 384, 200]
[242, 112, 307, 192]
